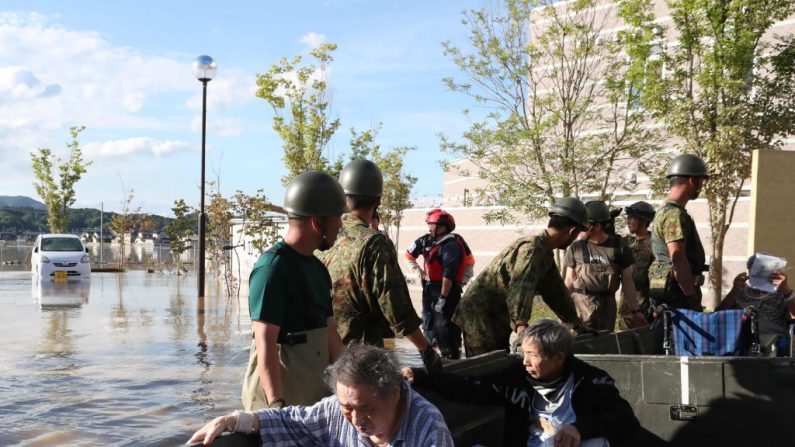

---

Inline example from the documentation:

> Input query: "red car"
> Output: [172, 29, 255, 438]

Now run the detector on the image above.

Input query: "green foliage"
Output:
[256, 43, 343, 184]
[621, 0, 795, 303]
[349, 126, 417, 247]
[30, 126, 93, 233]
[164, 199, 194, 272]
[232, 189, 281, 255]
[109, 184, 139, 269]
[440, 0, 662, 223]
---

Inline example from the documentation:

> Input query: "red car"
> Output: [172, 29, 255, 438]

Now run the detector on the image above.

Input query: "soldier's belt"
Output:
[573, 287, 612, 297]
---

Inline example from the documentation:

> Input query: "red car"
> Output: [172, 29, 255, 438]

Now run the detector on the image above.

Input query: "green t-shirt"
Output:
[248, 240, 333, 334]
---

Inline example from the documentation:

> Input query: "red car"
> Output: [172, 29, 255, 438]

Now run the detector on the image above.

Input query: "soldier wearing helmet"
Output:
[242, 171, 347, 411]
[422, 209, 468, 359]
[649, 154, 710, 311]
[617, 201, 656, 330]
[563, 201, 646, 332]
[320, 159, 442, 370]
[452, 198, 589, 356]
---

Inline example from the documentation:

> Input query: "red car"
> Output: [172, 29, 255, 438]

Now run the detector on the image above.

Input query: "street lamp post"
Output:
[193, 55, 217, 297]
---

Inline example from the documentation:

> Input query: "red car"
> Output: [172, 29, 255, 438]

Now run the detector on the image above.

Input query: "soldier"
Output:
[321, 159, 442, 370]
[424, 209, 466, 359]
[618, 201, 656, 330]
[242, 171, 346, 411]
[564, 201, 645, 332]
[452, 198, 589, 356]
[649, 154, 710, 311]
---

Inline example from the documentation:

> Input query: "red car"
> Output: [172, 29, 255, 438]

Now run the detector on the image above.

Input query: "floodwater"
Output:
[0, 269, 422, 446]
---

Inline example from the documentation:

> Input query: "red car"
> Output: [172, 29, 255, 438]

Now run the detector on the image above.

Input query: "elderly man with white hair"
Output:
[407, 319, 640, 447]
[188, 343, 453, 447]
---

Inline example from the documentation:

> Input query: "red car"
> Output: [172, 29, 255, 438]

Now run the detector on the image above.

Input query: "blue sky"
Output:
[0, 0, 484, 216]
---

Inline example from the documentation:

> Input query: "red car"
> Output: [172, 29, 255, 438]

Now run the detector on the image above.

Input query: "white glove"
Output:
[433, 297, 446, 313]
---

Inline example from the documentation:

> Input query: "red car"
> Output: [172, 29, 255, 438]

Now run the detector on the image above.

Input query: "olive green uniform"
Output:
[618, 235, 653, 330]
[649, 200, 706, 310]
[320, 213, 422, 346]
[565, 235, 634, 332]
[452, 231, 581, 356]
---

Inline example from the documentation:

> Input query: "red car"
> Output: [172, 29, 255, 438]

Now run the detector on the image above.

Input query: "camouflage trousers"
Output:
[617, 292, 651, 331]
[452, 293, 512, 357]
[648, 272, 703, 311]
[572, 292, 617, 333]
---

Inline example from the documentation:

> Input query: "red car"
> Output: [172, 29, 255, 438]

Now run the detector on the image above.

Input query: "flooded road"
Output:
[0, 271, 421, 446]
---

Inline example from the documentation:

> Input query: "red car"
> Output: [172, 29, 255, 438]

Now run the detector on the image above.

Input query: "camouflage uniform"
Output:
[452, 231, 581, 356]
[618, 235, 653, 330]
[320, 213, 423, 346]
[649, 200, 706, 311]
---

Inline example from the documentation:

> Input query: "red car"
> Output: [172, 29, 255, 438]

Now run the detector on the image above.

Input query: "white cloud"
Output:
[191, 116, 244, 137]
[184, 69, 257, 112]
[300, 32, 327, 49]
[83, 137, 193, 158]
[0, 66, 60, 103]
[122, 92, 144, 112]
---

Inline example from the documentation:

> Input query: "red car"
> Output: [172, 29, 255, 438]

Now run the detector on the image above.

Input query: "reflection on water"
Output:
[0, 271, 422, 446]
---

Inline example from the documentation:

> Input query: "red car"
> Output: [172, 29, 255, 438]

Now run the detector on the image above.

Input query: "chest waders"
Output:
[571, 240, 621, 331]
[241, 248, 331, 410]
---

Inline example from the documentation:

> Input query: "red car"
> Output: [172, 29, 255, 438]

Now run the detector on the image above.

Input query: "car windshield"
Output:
[41, 237, 84, 252]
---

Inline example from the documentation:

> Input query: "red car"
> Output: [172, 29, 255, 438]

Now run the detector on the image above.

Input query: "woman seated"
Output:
[716, 254, 794, 353]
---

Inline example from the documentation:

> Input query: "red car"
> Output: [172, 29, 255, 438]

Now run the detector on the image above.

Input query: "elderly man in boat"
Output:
[406, 318, 640, 447]
[187, 343, 453, 446]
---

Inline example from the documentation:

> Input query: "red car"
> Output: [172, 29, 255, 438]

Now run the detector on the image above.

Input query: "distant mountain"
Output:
[0, 196, 46, 210]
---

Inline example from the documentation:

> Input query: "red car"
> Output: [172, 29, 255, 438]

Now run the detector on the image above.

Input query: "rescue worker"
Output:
[242, 171, 346, 411]
[618, 201, 656, 330]
[405, 209, 475, 287]
[321, 159, 442, 370]
[564, 201, 645, 332]
[452, 198, 590, 356]
[424, 209, 466, 359]
[649, 154, 710, 311]
[405, 209, 475, 343]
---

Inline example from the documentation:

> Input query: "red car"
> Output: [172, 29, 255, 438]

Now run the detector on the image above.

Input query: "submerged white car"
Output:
[31, 234, 91, 281]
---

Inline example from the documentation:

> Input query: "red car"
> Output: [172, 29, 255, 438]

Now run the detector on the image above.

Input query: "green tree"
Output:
[349, 126, 417, 247]
[621, 0, 795, 304]
[232, 189, 281, 255]
[440, 0, 662, 223]
[164, 199, 195, 273]
[30, 126, 93, 233]
[256, 43, 343, 184]
[109, 182, 138, 270]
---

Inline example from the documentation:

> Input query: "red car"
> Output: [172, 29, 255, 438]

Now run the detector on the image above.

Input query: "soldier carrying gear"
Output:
[320, 159, 442, 371]
[423, 209, 467, 359]
[649, 154, 710, 311]
[453, 197, 590, 356]
[242, 171, 347, 411]
[564, 201, 646, 332]
[618, 201, 657, 330]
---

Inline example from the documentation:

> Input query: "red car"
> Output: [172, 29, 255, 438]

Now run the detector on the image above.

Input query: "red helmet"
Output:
[425, 208, 442, 224]
[426, 209, 456, 232]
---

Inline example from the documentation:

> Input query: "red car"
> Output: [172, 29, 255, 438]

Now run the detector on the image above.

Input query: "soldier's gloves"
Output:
[420, 347, 443, 372]
[433, 296, 447, 313]
[268, 398, 286, 409]
[508, 331, 522, 354]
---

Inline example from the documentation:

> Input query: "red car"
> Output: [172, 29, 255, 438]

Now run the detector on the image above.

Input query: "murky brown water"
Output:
[0, 270, 421, 446]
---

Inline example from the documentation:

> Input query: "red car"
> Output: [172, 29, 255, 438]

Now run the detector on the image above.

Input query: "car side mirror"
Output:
[85, 248, 89, 253]
[33, 247, 38, 253]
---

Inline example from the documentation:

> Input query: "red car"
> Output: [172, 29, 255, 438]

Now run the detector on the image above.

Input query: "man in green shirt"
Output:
[321, 159, 442, 370]
[241, 171, 347, 411]
[649, 154, 710, 311]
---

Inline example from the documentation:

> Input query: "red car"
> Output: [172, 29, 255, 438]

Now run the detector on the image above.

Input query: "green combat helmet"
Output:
[585, 200, 611, 223]
[666, 154, 710, 178]
[624, 201, 656, 222]
[548, 197, 589, 230]
[284, 171, 348, 217]
[339, 159, 383, 199]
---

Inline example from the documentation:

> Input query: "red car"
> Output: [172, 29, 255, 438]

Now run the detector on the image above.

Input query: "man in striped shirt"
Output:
[188, 344, 452, 447]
